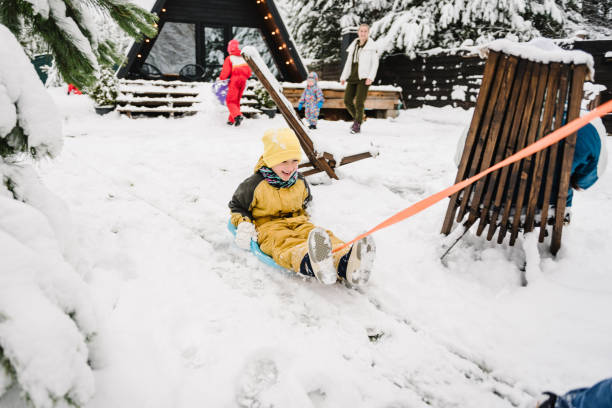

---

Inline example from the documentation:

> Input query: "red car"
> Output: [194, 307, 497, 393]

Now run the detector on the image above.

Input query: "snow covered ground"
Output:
[35, 86, 612, 407]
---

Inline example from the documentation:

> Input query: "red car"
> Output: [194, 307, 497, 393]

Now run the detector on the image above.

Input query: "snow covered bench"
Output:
[282, 81, 402, 120]
[441, 39, 594, 255]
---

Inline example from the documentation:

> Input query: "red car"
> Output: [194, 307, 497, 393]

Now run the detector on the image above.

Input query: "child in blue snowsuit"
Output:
[297, 72, 324, 130]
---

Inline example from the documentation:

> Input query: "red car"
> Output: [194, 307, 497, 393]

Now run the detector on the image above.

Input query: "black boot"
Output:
[234, 115, 243, 126]
[350, 121, 361, 134]
[308, 124, 316, 130]
[537, 392, 557, 408]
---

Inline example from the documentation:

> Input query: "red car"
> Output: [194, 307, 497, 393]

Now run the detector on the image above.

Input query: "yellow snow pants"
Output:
[257, 215, 350, 273]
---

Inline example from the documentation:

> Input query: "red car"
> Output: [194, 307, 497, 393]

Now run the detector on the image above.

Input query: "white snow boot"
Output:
[307, 227, 337, 285]
[345, 235, 376, 287]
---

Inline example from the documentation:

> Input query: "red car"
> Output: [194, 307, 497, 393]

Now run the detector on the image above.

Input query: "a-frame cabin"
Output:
[118, 0, 307, 82]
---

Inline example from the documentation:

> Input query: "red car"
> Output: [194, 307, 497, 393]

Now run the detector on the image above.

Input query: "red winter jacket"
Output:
[218, 40, 252, 82]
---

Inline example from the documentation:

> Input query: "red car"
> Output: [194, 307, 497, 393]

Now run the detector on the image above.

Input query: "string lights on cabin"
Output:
[255, 0, 295, 69]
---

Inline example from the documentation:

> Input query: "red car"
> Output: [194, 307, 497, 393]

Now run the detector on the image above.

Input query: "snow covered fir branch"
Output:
[0, 0, 157, 88]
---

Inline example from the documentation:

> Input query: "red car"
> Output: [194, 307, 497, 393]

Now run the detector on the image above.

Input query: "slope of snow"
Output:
[35, 87, 612, 407]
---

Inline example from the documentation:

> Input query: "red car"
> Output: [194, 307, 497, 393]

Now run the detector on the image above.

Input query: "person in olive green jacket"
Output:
[229, 128, 375, 286]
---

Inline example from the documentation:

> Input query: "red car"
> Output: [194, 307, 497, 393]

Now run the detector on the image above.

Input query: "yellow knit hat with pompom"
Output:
[262, 128, 302, 167]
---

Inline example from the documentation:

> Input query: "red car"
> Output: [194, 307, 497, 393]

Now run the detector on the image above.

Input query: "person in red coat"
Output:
[218, 39, 252, 126]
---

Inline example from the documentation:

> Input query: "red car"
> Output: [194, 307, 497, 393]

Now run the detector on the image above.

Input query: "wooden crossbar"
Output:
[242, 50, 374, 180]
[441, 50, 588, 255]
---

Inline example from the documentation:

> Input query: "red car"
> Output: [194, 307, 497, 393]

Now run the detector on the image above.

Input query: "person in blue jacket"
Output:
[534, 376, 612, 408]
[566, 118, 607, 208]
[297, 72, 324, 130]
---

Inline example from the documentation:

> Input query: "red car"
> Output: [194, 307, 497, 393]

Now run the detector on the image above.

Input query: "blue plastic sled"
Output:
[227, 220, 285, 270]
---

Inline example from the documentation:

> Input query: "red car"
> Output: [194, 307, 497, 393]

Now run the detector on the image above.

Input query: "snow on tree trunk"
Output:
[0, 23, 97, 408]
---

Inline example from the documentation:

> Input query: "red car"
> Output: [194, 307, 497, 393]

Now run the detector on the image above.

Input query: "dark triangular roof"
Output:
[118, 0, 306, 82]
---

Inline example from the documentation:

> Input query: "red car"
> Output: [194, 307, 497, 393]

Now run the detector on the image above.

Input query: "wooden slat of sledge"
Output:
[537, 64, 570, 242]
[455, 54, 511, 223]
[485, 61, 537, 240]
[475, 58, 531, 237]
[497, 63, 550, 244]
[550, 65, 587, 254]
[465, 55, 520, 229]
[441, 51, 502, 234]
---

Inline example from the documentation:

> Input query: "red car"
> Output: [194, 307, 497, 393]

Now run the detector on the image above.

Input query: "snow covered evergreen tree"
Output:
[369, 0, 584, 57]
[284, 0, 390, 64]
[0, 0, 157, 88]
[1, 23, 98, 408]
[581, 0, 612, 38]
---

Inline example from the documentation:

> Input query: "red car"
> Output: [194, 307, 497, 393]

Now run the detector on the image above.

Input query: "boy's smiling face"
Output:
[271, 159, 299, 181]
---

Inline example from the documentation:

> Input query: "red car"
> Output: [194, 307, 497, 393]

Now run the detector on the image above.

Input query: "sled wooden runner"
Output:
[242, 49, 374, 180]
[441, 49, 589, 255]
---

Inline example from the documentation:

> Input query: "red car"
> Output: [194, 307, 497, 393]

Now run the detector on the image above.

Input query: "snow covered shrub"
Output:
[0, 24, 97, 408]
[87, 67, 119, 107]
[252, 80, 275, 110]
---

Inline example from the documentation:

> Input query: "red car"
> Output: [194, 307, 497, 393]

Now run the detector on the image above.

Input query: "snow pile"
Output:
[480, 38, 595, 80]
[0, 24, 62, 158]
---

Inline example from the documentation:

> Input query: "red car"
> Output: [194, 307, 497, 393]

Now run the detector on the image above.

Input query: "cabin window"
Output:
[146, 22, 196, 75]
[232, 27, 279, 77]
[202, 26, 225, 81]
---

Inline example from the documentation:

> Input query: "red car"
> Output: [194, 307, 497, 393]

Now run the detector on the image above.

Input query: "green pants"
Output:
[344, 79, 369, 123]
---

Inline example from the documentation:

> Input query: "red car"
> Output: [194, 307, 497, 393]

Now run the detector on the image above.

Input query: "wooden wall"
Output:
[571, 40, 612, 132]
[376, 52, 486, 109]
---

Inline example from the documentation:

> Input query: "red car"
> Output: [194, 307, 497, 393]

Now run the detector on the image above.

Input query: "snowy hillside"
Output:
[23, 86, 612, 407]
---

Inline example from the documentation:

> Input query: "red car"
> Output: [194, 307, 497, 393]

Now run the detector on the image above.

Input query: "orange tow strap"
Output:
[333, 100, 612, 253]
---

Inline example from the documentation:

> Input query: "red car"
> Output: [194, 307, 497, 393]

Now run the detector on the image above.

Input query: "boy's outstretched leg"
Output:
[306, 227, 337, 285]
[339, 235, 376, 287]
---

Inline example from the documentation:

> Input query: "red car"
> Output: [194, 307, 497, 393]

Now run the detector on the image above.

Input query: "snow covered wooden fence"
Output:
[376, 51, 486, 110]
[374, 41, 612, 133]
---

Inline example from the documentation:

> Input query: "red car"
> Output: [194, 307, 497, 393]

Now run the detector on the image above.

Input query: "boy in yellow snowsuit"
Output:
[229, 128, 375, 286]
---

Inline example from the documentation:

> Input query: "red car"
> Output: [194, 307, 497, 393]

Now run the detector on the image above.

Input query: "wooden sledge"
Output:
[441, 48, 589, 255]
[241, 47, 374, 180]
